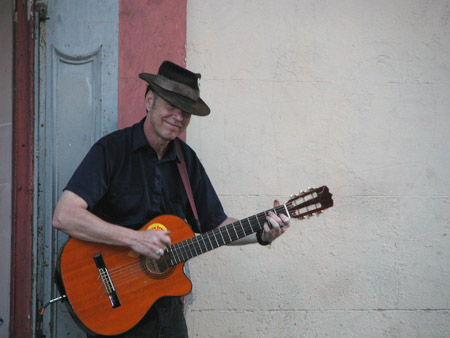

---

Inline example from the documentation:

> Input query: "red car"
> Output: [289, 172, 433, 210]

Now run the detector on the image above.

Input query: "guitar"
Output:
[55, 186, 333, 335]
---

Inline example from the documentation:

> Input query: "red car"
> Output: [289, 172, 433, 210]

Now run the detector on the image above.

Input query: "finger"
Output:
[267, 212, 283, 227]
[148, 247, 162, 259]
[281, 213, 291, 227]
[280, 213, 289, 222]
[273, 199, 280, 207]
[266, 219, 282, 237]
[159, 231, 172, 246]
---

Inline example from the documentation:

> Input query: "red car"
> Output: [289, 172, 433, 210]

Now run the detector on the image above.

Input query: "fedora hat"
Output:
[139, 61, 210, 116]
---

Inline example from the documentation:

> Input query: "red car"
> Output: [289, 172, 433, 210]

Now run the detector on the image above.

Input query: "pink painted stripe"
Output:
[118, 0, 187, 129]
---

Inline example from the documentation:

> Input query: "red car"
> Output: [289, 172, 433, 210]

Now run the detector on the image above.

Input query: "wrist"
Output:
[256, 230, 270, 246]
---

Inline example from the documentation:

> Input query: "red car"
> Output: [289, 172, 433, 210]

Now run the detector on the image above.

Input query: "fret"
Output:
[246, 218, 254, 234]
[167, 247, 175, 266]
[179, 242, 189, 261]
[263, 210, 269, 230]
[174, 242, 185, 263]
[250, 213, 261, 232]
[247, 216, 258, 234]
[195, 237, 204, 255]
[282, 204, 291, 220]
[199, 234, 209, 252]
[206, 232, 215, 250]
[193, 236, 202, 254]
[255, 213, 263, 231]
[191, 238, 200, 257]
[179, 241, 189, 260]
[224, 225, 232, 243]
[186, 238, 195, 259]
[240, 219, 247, 236]
[211, 229, 220, 247]
[201, 233, 211, 251]
[217, 227, 225, 245]
[167, 246, 178, 266]
[171, 247, 179, 265]
[232, 222, 239, 238]
[247, 218, 253, 234]
[211, 228, 221, 246]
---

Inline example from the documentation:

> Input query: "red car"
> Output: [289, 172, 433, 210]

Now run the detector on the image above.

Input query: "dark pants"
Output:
[88, 297, 188, 338]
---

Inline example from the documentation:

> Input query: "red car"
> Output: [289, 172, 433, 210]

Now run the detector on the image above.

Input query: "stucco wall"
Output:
[185, 1, 450, 337]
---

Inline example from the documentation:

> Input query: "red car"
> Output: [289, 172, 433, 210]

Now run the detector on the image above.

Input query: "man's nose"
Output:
[173, 110, 184, 120]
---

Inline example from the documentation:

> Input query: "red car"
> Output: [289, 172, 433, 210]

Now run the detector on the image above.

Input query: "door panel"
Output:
[35, 1, 118, 336]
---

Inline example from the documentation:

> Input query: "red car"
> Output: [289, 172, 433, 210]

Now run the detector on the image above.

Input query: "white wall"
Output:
[185, 1, 450, 337]
[0, 0, 13, 335]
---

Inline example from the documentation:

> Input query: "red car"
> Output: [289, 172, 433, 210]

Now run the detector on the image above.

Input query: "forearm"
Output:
[52, 191, 138, 247]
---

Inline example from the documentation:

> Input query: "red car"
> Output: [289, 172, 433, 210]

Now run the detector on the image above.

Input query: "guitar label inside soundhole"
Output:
[140, 256, 175, 279]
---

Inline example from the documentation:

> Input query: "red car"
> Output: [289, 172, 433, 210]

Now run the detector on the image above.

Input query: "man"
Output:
[53, 61, 290, 337]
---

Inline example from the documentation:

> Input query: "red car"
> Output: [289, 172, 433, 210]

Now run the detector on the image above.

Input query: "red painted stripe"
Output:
[11, 1, 34, 337]
[118, 0, 187, 129]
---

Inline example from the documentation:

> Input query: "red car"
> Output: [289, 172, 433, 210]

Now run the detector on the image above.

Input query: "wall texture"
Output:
[185, 1, 450, 337]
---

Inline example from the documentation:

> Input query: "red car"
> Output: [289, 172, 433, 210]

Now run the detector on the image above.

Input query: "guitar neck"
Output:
[167, 204, 288, 266]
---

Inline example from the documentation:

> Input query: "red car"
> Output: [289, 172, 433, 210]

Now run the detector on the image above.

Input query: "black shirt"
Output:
[65, 118, 227, 232]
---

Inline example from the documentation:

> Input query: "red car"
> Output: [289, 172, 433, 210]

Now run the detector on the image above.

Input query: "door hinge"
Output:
[35, 3, 49, 22]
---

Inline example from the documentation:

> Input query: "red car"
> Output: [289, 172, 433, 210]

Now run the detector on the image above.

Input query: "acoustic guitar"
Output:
[55, 186, 333, 335]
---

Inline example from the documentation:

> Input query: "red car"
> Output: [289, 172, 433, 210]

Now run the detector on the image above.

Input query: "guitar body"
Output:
[57, 215, 194, 336]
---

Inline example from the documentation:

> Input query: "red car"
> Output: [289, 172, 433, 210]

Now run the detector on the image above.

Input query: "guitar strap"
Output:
[175, 138, 202, 233]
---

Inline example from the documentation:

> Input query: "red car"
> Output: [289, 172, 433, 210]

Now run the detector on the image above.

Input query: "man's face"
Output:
[146, 92, 191, 141]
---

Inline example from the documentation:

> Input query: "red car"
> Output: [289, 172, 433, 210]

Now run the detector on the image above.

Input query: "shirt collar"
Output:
[132, 117, 181, 162]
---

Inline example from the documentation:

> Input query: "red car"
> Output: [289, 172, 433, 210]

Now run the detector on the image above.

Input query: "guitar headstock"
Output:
[286, 186, 333, 219]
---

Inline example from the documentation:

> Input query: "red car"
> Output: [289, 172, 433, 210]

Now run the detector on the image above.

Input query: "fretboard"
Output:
[166, 204, 287, 266]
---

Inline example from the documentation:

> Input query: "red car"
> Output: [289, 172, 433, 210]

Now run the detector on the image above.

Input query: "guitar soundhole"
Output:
[140, 256, 175, 279]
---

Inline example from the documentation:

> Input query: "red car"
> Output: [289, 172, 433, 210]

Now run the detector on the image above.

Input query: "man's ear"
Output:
[144, 90, 155, 112]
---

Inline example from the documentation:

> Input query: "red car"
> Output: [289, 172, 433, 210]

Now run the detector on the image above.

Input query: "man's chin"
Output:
[161, 132, 178, 141]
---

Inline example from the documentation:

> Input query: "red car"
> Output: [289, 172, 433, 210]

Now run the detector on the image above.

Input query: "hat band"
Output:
[154, 75, 199, 101]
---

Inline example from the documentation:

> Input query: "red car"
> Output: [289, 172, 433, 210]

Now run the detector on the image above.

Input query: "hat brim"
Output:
[139, 73, 210, 116]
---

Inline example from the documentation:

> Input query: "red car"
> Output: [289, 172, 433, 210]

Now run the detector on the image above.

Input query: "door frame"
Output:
[11, 0, 35, 336]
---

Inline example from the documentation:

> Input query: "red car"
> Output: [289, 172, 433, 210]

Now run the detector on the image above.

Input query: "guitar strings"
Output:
[100, 198, 320, 299]
[106, 204, 293, 275]
[100, 202, 300, 288]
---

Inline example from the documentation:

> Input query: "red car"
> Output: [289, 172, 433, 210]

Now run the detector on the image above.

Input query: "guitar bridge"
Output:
[93, 253, 121, 308]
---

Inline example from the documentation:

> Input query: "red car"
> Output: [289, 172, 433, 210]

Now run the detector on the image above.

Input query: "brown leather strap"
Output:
[175, 139, 202, 232]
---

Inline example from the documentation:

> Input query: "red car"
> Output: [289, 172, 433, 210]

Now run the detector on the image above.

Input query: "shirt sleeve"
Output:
[64, 142, 110, 210]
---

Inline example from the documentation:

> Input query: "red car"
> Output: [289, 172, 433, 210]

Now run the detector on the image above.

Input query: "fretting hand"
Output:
[261, 200, 290, 243]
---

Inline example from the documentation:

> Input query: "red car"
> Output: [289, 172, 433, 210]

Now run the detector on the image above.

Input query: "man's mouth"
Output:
[164, 120, 182, 129]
